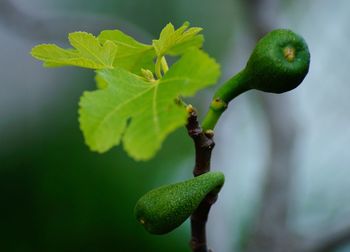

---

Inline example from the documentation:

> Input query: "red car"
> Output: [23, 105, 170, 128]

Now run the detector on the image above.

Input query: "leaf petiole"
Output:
[155, 56, 169, 79]
[160, 57, 169, 74]
[155, 56, 162, 79]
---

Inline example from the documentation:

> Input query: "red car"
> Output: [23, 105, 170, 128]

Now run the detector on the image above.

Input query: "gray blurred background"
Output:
[1, 0, 350, 251]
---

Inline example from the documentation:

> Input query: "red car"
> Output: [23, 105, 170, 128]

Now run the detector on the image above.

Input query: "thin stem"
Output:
[201, 70, 250, 131]
[201, 98, 227, 132]
[161, 56, 169, 73]
[155, 56, 162, 79]
[155, 56, 169, 79]
[186, 106, 217, 252]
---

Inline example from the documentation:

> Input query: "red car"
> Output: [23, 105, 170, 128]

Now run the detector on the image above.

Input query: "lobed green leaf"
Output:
[30, 22, 221, 160]
[152, 22, 204, 57]
[79, 49, 220, 160]
[31, 32, 117, 69]
[98, 30, 156, 74]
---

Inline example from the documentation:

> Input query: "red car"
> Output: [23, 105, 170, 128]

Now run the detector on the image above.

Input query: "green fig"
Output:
[215, 29, 310, 102]
[202, 29, 310, 130]
[134, 171, 225, 235]
[245, 29, 310, 93]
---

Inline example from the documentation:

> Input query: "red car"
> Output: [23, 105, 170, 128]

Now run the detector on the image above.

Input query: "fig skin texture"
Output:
[134, 171, 225, 235]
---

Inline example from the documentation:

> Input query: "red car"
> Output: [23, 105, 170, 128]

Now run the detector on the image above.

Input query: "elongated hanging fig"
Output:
[202, 29, 310, 130]
[134, 171, 225, 235]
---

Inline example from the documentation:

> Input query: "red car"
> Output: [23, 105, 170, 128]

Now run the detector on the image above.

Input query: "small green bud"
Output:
[134, 171, 225, 235]
[141, 68, 156, 83]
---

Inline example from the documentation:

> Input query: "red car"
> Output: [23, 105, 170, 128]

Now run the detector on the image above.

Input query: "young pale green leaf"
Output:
[31, 32, 117, 69]
[79, 49, 220, 160]
[152, 22, 204, 57]
[98, 30, 156, 75]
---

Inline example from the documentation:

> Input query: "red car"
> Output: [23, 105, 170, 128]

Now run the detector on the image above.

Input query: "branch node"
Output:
[204, 129, 214, 138]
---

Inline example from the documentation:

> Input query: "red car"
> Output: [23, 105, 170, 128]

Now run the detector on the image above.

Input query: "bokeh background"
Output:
[1, 0, 350, 251]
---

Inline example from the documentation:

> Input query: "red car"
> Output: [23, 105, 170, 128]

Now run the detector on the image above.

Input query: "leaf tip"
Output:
[30, 43, 48, 57]
[182, 21, 190, 27]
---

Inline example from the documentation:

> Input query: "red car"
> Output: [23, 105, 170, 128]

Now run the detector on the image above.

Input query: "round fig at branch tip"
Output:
[244, 28, 310, 93]
[212, 29, 311, 106]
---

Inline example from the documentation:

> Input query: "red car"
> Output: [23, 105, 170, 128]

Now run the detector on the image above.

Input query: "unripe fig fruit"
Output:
[134, 171, 225, 235]
[214, 29, 310, 103]
[245, 29, 310, 93]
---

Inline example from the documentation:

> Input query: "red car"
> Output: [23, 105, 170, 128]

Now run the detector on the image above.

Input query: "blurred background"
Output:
[1, 0, 350, 251]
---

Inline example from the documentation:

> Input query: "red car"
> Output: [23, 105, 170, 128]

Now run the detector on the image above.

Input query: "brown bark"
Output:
[186, 107, 217, 252]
